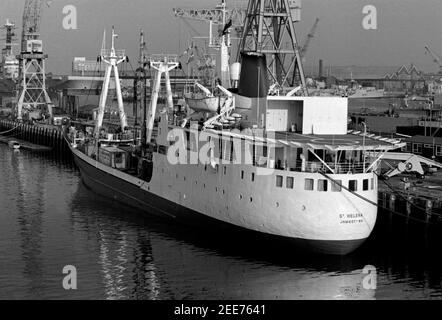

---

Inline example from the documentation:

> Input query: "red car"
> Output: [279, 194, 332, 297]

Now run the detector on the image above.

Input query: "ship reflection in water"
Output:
[1, 145, 442, 300]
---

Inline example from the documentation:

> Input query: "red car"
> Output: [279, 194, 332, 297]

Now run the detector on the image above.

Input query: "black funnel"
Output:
[238, 52, 268, 98]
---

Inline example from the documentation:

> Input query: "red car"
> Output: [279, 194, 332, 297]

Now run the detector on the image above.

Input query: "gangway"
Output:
[370, 152, 442, 178]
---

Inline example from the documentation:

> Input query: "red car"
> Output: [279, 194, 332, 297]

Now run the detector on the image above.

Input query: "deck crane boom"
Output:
[424, 45, 442, 75]
[16, 0, 53, 121]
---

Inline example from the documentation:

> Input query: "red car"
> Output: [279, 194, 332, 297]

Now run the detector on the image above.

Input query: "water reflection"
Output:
[1, 144, 442, 299]
[70, 182, 377, 300]
[10, 150, 45, 298]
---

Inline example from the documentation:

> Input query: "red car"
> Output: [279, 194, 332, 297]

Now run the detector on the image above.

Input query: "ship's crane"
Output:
[424, 45, 442, 75]
[16, 0, 53, 121]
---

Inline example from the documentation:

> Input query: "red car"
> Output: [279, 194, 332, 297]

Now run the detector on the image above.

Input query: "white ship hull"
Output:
[69, 140, 378, 255]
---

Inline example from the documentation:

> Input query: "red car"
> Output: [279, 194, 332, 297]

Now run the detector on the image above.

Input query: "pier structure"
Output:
[16, 0, 53, 121]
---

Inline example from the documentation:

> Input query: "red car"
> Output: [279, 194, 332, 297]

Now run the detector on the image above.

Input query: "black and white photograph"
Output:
[1, 0, 442, 308]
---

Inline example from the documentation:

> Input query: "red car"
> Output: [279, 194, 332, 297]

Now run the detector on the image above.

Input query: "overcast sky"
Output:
[1, 0, 442, 74]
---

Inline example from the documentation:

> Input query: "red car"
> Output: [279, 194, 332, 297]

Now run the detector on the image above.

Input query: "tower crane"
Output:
[424, 45, 442, 75]
[239, 0, 308, 93]
[16, 0, 53, 122]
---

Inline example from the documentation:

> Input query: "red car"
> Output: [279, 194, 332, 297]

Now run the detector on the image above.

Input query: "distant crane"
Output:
[173, 0, 247, 38]
[0, 19, 19, 79]
[424, 45, 442, 75]
[173, 0, 241, 87]
[300, 18, 319, 59]
[16, 0, 53, 121]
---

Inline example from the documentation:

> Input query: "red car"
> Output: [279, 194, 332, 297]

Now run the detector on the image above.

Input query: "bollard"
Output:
[389, 194, 396, 211]
[406, 196, 413, 221]
[381, 192, 387, 208]
[425, 200, 433, 223]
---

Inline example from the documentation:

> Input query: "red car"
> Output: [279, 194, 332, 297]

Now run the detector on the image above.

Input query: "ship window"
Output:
[115, 153, 123, 164]
[305, 179, 314, 191]
[405, 143, 412, 152]
[363, 179, 369, 191]
[412, 143, 422, 154]
[241, 170, 244, 179]
[318, 180, 328, 192]
[276, 175, 283, 188]
[158, 145, 167, 155]
[250, 197, 253, 202]
[224, 166, 227, 175]
[286, 177, 294, 189]
[349, 180, 358, 191]
[331, 180, 342, 192]
[371, 178, 374, 190]
[251, 173, 255, 182]
[436, 145, 442, 156]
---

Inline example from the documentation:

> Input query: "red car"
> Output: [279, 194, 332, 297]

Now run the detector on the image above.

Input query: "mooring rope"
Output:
[318, 171, 439, 225]
[0, 125, 21, 135]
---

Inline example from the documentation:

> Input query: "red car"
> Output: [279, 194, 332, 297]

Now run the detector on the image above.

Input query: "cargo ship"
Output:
[66, 25, 405, 255]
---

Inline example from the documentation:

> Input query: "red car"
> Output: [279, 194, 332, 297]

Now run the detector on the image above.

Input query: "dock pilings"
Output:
[0, 120, 71, 159]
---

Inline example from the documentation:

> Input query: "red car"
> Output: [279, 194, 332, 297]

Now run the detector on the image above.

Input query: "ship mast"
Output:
[137, 29, 148, 147]
[95, 27, 128, 136]
[144, 55, 179, 146]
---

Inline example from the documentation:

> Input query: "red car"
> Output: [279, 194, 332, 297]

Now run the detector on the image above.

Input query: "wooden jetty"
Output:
[378, 172, 442, 225]
[0, 120, 70, 156]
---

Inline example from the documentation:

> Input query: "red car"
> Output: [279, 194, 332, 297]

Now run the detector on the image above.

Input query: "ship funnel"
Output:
[238, 52, 268, 98]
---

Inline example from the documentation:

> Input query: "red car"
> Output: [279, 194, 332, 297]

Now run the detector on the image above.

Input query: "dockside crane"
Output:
[173, 0, 243, 87]
[425, 45, 442, 75]
[238, 0, 308, 94]
[0, 19, 19, 79]
[173, 0, 246, 39]
[16, 0, 53, 121]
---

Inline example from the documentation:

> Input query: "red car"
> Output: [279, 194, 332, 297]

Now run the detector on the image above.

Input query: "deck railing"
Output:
[257, 159, 370, 174]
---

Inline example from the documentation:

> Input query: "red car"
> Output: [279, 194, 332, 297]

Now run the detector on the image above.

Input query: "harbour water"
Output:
[1, 144, 442, 300]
